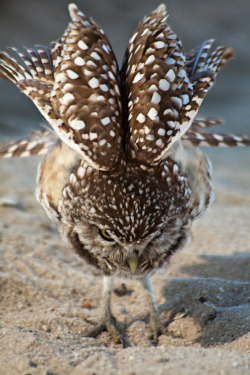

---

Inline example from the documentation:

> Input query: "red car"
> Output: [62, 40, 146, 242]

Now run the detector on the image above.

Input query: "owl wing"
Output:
[0, 45, 56, 127]
[50, 4, 122, 170]
[0, 129, 58, 159]
[183, 118, 250, 148]
[0, 46, 60, 158]
[0, 4, 122, 171]
[121, 5, 235, 164]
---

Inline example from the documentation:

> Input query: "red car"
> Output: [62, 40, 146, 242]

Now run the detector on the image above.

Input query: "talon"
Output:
[149, 314, 163, 345]
[86, 315, 124, 345]
[87, 322, 106, 338]
[84, 276, 128, 346]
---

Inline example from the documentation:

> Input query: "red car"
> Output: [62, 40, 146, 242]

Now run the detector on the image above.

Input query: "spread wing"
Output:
[0, 4, 122, 171]
[121, 4, 235, 164]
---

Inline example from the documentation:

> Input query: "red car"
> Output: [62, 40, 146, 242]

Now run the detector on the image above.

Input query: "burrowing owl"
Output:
[0, 4, 249, 345]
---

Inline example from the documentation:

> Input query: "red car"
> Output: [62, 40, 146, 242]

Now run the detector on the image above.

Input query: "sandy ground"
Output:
[0, 150, 249, 374]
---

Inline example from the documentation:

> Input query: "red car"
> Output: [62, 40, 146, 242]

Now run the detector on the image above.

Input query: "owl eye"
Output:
[99, 229, 114, 242]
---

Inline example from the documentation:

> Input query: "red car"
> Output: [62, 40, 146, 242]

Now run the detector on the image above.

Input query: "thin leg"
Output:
[87, 275, 124, 344]
[102, 275, 114, 320]
[141, 275, 162, 344]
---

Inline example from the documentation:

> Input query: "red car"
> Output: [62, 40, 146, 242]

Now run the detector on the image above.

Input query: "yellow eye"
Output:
[99, 229, 114, 242]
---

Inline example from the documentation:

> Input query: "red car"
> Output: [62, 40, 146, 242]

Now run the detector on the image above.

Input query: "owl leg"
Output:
[87, 275, 124, 345]
[141, 275, 162, 344]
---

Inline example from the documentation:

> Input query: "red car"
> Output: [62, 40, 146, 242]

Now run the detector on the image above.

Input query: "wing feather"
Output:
[0, 129, 58, 159]
[0, 4, 123, 171]
[121, 5, 235, 163]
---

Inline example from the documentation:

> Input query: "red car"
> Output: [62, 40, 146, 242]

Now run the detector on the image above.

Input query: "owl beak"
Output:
[128, 252, 138, 274]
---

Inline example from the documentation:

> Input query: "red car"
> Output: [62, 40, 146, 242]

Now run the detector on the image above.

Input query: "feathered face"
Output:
[67, 212, 192, 278]
[58, 157, 191, 277]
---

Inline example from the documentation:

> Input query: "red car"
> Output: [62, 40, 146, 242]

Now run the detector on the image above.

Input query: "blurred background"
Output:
[0, 0, 249, 140]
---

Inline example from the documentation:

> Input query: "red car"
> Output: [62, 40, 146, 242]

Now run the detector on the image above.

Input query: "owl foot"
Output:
[87, 313, 162, 346]
[87, 276, 163, 346]
[141, 275, 163, 345]
[148, 309, 163, 345]
[86, 276, 127, 346]
[87, 313, 126, 347]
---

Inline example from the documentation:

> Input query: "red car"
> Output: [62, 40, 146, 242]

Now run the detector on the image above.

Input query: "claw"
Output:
[149, 313, 163, 345]
[86, 275, 162, 346]
[86, 276, 127, 345]
[87, 315, 126, 346]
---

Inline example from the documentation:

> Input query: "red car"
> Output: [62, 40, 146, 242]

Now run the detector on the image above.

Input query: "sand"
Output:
[0, 149, 249, 375]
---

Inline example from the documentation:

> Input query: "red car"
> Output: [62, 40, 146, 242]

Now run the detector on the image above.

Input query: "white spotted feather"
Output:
[51, 4, 122, 170]
[121, 5, 235, 163]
